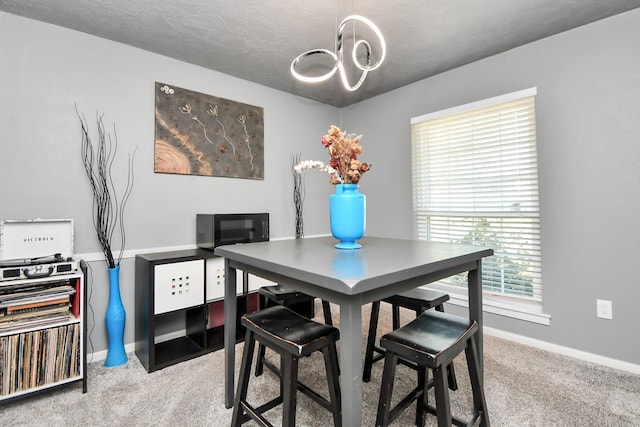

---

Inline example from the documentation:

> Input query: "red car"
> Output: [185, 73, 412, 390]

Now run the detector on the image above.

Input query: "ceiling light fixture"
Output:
[291, 15, 386, 92]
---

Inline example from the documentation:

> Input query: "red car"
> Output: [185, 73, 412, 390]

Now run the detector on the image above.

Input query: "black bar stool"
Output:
[231, 305, 342, 427]
[375, 310, 489, 427]
[256, 285, 333, 377]
[363, 288, 457, 390]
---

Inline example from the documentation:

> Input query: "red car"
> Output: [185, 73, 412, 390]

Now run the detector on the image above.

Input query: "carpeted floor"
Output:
[1, 301, 639, 426]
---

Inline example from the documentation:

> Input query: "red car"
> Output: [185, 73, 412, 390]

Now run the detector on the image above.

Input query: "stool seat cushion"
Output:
[382, 288, 449, 311]
[259, 285, 306, 298]
[242, 306, 339, 357]
[259, 285, 315, 305]
[381, 310, 477, 368]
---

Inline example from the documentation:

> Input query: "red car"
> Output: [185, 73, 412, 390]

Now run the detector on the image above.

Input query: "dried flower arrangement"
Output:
[294, 125, 371, 184]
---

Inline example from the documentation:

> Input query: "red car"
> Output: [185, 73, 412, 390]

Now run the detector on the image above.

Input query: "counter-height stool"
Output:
[255, 285, 334, 377]
[375, 310, 489, 427]
[231, 305, 342, 427]
[363, 288, 457, 390]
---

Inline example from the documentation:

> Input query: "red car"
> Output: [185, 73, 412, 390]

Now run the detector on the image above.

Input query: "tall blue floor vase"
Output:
[105, 265, 128, 367]
[330, 183, 366, 249]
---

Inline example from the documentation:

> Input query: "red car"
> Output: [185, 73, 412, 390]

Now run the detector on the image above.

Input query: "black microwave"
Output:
[196, 213, 269, 249]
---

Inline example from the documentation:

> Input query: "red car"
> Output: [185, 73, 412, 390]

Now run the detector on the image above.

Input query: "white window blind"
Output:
[411, 89, 542, 301]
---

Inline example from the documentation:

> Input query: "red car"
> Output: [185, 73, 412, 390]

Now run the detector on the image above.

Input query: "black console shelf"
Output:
[135, 249, 260, 373]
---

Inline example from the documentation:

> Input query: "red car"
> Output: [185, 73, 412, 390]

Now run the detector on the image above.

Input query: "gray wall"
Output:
[0, 12, 338, 354]
[2, 9, 639, 366]
[345, 9, 640, 364]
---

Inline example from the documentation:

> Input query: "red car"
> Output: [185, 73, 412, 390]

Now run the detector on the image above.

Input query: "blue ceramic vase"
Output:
[330, 183, 366, 249]
[105, 265, 128, 367]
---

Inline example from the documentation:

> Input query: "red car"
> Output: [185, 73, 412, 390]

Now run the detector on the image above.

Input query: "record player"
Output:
[0, 219, 78, 282]
[0, 253, 80, 282]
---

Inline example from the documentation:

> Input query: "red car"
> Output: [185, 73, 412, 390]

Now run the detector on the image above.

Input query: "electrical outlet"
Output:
[596, 299, 612, 319]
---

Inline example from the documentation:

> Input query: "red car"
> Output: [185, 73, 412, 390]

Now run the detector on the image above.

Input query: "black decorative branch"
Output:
[292, 152, 304, 239]
[77, 106, 137, 269]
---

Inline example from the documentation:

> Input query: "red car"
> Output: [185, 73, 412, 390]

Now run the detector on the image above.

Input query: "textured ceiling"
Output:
[1, 0, 639, 107]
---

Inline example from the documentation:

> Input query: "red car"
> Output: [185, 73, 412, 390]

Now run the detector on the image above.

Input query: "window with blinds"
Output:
[411, 88, 542, 301]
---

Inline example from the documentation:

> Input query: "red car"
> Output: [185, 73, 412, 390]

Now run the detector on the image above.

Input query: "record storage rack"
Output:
[0, 262, 87, 403]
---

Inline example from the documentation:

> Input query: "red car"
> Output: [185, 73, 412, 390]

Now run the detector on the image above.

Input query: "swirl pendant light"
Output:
[291, 14, 386, 92]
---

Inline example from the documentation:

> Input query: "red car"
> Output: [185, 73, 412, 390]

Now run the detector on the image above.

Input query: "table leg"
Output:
[339, 299, 363, 426]
[224, 260, 237, 409]
[468, 261, 484, 381]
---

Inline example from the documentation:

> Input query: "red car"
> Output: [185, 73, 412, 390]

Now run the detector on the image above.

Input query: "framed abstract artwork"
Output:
[154, 82, 264, 179]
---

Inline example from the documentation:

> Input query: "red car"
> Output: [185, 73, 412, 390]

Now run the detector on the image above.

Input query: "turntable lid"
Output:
[0, 219, 73, 260]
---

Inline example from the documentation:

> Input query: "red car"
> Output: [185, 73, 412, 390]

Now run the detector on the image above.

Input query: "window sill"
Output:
[424, 283, 551, 326]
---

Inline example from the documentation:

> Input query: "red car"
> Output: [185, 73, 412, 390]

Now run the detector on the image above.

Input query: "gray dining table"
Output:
[214, 236, 493, 426]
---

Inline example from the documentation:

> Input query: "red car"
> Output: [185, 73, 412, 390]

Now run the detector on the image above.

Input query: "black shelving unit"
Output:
[134, 249, 259, 373]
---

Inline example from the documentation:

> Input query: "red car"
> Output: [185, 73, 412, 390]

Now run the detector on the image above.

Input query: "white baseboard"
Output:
[76, 235, 332, 263]
[88, 330, 190, 363]
[89, 342, 137, 364]
[484, 326, 640, 375]
[77, 245, 197, 263]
